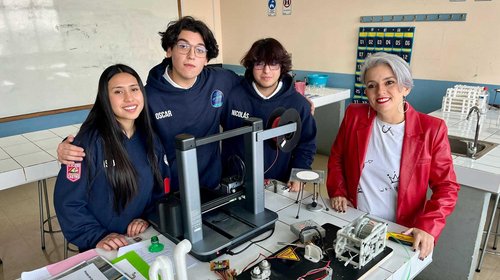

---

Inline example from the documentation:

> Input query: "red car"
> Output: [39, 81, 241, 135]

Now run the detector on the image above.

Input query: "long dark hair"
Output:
[77, 64, 162, 213]
[241, 38, 292, 81]
[159, 16, 219, 65]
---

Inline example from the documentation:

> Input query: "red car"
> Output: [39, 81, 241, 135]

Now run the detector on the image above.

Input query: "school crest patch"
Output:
[66, 163, 81, 182]
[211, 90, 224, 108]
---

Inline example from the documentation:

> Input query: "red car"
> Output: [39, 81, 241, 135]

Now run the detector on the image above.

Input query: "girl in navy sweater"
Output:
[54, 64, 170, 251]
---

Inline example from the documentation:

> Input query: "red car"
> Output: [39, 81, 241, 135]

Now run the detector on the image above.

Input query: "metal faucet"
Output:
[466, 106, 481, 158]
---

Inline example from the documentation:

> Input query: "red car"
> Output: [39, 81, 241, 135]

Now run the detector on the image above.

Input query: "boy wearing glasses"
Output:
[221, 38, 317, 192]
[143, 17, 241, 190]
[57, 17, 240, 191]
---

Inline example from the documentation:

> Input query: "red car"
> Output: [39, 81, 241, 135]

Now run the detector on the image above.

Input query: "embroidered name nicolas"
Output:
[231, 109, 250, 119]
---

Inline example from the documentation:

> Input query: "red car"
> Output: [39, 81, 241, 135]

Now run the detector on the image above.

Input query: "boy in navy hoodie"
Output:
[221, 38, 317, 192]
[57, 17, 240, 190]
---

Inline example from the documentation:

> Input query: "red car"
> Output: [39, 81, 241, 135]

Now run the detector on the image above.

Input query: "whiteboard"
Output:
[0, 0, 178, 118]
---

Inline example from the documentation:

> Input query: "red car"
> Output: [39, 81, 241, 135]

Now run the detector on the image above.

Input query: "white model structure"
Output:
[335, 215, 387, 269]
[442, 84, 488, 114]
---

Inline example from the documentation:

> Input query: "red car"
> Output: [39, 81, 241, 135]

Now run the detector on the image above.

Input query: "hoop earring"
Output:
[398, 96, 409, 113]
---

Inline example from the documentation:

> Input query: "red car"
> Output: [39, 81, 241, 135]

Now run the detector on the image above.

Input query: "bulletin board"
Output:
[0, 0, 179, 119]
[353, 27, 415, 103]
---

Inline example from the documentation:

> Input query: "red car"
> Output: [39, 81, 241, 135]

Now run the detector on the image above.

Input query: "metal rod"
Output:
[43, 179, 53, 232]
[476, 193, 500, 272]
[38, 180, 45, 250]
[64, 238, 68, 259]
[256, 123, 296, 142]
[492, 201, 500, 250]
[196, 126, 253, 147]
[295, 182, 305, 219]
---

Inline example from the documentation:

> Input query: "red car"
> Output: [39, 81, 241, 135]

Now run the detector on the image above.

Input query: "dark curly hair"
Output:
[241, 38, 292, 81]
[159, 16, 219, 64]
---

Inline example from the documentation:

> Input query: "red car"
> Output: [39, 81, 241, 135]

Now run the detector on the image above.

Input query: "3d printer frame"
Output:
[168, 117, 297, 261]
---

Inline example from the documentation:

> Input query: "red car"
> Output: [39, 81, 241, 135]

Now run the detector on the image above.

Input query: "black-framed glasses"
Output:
[254, 61, 280, 70]
[175, 41, 208, 57]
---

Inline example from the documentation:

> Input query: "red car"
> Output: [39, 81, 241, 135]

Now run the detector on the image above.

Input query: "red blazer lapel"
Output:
[398, 105, 424, 203]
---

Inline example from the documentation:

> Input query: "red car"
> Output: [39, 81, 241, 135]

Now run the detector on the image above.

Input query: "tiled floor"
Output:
[0, 155, 498, 280]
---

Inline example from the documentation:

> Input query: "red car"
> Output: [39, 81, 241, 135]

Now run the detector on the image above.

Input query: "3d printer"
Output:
[149, 115, 300, 261]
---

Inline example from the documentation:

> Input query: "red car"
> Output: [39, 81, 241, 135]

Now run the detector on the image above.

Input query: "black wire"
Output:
[237, 154, 246, 185]
[299, 226, 325, 250]
[312, 227, 325, 250]
[227, 227, 275, 255]
[225, 154, 245, 185]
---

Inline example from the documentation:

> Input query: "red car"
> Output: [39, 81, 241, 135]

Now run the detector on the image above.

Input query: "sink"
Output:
[447, 135, 498, 159]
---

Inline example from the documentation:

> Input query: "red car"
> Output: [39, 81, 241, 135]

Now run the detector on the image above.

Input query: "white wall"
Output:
[180, 0, 224, 65]
[219, 0, 500, 85]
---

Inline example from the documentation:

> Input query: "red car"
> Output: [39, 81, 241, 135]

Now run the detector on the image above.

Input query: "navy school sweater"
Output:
[54, 130, 170, 251]
[145, 59, 241, 190]
[221, 74, 317, 183]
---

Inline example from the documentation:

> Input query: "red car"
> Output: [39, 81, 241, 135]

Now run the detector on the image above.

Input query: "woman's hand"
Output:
[127, 218, 149, 237]
[57, 135, 85, 165]
[287, 181, 302, 192]
[330, 196, 353, 212]
[96, 233, 128, 251]
[402, 228, 435, 260]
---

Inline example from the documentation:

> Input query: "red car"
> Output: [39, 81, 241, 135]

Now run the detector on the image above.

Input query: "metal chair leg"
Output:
[493, 204, 500, 250]
[476, 193, 500, 272]
[64, 238, 68, 259]
[42, 179, 53, 232]
[38, 180, 46, 250]
[38, 178, 61, 251]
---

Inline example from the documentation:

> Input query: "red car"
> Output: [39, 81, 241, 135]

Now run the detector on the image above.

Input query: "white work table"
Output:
[306, 86, 351, 155]
[22, 189, 431, 280]
[187, 190, 430, 279]
[306, 86, 350, 108]
[0, 124, 80, 191]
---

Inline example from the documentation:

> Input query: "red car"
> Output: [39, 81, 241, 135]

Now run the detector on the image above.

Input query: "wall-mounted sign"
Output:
[268, 0, 276, 16]
[283, 0, 292, 15]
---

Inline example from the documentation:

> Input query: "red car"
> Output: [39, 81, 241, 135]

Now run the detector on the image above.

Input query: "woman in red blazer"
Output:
[327, 52, 459, 260]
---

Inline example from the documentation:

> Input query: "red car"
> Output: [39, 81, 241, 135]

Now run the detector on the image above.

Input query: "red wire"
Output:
[297, 260, 331, 280]
[241, 253, 268, 273]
